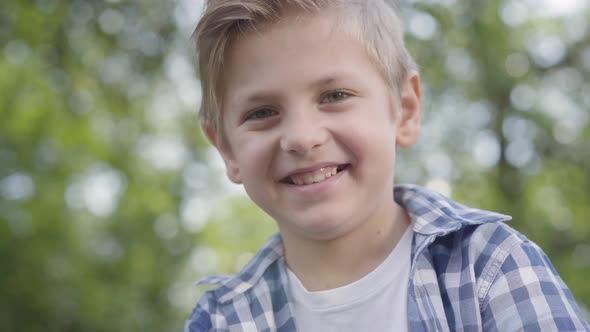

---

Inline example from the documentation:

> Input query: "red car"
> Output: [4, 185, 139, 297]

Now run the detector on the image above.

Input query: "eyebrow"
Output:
[234, 74, 350, 104]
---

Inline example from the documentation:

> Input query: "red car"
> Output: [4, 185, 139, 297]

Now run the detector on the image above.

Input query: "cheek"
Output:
[338, 118, 397, 170]
[232, 136, 274, 172]
[338, 112, 397, 144]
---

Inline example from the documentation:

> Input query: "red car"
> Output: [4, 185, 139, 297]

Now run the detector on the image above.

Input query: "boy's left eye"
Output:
[321, 91, 351, 104]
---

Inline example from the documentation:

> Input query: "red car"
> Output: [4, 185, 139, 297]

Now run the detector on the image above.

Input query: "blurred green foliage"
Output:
[0, 0, 588, 330]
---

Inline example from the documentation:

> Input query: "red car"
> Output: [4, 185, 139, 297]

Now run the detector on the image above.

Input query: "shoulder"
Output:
[185, 263, 293, 332]
[185, 289, 225, 332]
[432, 219, 561, 295]
[428, 220, 524, 288]
[427, 222, 589, 330]
[475, 225, 590, 331]
[455, 221, 524, 271]
[398, 185, 589, 329]
[185, 275, 238, 331]
[185, 233, 287, 331]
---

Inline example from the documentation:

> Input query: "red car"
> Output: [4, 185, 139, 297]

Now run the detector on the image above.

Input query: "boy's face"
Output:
[210, 11, 421, 241]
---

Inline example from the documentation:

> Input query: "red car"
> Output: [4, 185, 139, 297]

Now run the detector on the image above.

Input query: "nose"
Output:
[279, 110, 328, 155]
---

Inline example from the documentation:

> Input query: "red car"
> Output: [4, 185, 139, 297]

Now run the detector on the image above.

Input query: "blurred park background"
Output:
[1, 0, 589, 330]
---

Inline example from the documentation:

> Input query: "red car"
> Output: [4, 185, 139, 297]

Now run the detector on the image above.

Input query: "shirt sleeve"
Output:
[481, 238, 590, 331]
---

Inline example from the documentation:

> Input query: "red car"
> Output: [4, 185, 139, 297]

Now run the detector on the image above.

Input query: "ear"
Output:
[396, 71, 422, 148]
[202, 122, 243, 184]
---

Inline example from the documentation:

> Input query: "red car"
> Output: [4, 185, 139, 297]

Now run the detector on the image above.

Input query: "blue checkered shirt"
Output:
[185, 185, 589, 331]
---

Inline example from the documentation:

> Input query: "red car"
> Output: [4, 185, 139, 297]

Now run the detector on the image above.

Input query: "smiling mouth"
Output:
[282, 164, 349, 185]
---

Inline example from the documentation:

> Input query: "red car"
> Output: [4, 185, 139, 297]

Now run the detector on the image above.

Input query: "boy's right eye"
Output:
[244, 108, 277, 121]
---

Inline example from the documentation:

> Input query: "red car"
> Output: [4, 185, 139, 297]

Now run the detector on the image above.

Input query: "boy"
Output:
[186, 0, 589, 330]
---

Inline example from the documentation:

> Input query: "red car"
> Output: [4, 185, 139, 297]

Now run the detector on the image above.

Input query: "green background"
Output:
[1, 0, 588, 330]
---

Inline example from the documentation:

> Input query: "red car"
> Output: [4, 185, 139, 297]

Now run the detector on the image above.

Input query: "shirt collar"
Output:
[200, 184, 511, 303]
[394, 184, 511, 237]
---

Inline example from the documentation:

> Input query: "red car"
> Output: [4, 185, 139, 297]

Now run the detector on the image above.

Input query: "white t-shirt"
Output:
[287, 226, 412, 332]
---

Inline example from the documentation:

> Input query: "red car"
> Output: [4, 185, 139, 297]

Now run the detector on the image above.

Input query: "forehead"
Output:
[220, 10, 384, 103]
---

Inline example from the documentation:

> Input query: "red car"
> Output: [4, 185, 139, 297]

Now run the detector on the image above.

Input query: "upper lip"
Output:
[278, 162, 345, 181]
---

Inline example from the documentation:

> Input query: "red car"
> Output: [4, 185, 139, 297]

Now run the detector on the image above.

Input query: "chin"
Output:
[288, 215, 359, 241]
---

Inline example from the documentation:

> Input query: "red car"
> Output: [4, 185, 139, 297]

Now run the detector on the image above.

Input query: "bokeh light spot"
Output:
[0, 172, 35, 201]
[99, 9, 125, 35]
[473, 131, 501, 168]
[505, 53, 530, 78]
[408, 11, 438, 40]
[4, 40, 32, 65]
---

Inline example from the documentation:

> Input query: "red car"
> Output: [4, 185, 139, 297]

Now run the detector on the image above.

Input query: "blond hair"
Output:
[193, 0, 417, 140]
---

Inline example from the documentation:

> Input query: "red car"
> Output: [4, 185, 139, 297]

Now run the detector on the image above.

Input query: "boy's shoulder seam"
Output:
[474, 222, 524, 311]
[468, 221, 552, 313]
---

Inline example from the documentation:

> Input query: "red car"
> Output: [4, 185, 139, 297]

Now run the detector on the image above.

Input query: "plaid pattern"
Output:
[185, 185, 589, 331]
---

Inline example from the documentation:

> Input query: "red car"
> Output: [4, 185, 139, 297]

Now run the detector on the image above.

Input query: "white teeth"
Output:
[313, 173, 323, 183]
[288, 166, 340, 186]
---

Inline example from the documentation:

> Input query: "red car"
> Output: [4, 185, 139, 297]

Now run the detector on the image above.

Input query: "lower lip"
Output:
[282, 169, 346, 195]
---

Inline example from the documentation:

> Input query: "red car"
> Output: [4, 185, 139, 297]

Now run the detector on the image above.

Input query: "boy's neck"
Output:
[282, 202, 411, 292]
